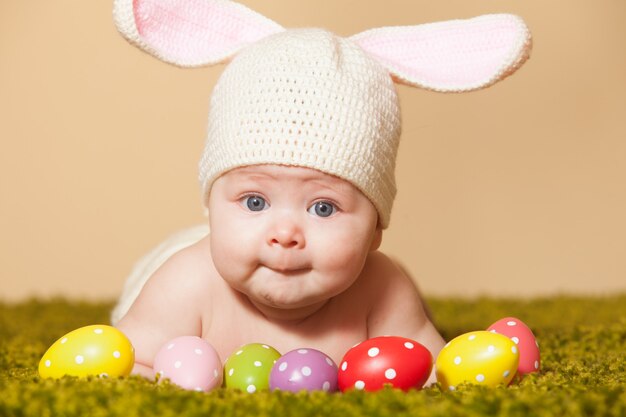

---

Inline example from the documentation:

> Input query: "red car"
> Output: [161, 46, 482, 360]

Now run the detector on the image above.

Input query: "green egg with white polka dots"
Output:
[223, 343, 281, 392]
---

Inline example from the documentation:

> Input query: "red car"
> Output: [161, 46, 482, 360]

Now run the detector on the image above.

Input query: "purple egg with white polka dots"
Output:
[269, 348, 338, 393]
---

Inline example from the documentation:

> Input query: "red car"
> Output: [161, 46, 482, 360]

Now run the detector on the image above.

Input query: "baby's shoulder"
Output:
[143, 235, 216, 296]
[356, 251, 419, 298]
[361, 250, 408, 281]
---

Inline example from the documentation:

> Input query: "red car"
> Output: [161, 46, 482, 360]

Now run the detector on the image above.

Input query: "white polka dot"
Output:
[302, 366, 312, 376]
[449, 385, 456, 391]
[404, 342, 415, 349]
[503, 370, 510, 378]
[247, 384, 256, 393]
[512, 337, 520, 344]
[322, 381, 330, 391]
[174, 361, 182, 369]
[236, 350, 243, 355]
[158, 370, 165, 377]
[384, 369, 396, 380]
[254, 361, 262, 367]
[354, 380, 365, 390]
[341, 361, 347, 371]
[75, 355, 84, 365]
[297, 349, 308, 354]
[367, 347, 380, 357]
[512, 346, 518, 354]
[262, 345, 270, 349]
[279, 362, 288, 372]
[45, 360, 51, 367]
[325, 357, 334, 367]
[535, 361, 539, 369]
[94, 328, 103, 334]
[61, 338, 68, 344]
[167, 343, 175, 350]
[228, 368, 234, 376]
[476, 374, 485, 382]
[454, 356, 462, 365]
[113, 351, 121, 358]
[487, 345, 495, 353]
[468, 335, 477, 341]
[490, 329, 497, 333]
[195, 349, 203, 355]
[507, 321, 517, 326]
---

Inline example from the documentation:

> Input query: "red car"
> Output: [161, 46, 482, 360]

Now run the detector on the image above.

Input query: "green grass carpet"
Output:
[1, 296, 625, 417]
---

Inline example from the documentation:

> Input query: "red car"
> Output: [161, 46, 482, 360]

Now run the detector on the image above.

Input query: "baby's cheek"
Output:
[317, 231, 370, 272]
[210, 226, 257, 279]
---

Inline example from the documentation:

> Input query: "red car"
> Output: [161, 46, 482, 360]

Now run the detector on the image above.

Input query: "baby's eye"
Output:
[243, 195, 269, 212]
[308, 201, 337, 218]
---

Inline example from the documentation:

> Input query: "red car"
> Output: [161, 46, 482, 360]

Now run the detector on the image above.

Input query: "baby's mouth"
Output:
[263, 264, 310, 276]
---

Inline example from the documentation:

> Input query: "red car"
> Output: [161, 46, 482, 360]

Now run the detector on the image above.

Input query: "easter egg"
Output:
[338, 336, 433, 392]
[487, 317, 540, 375]
[269, 348, 338, 392]
[38, 325, 134, 379]
[153, 336, 222, 392]
[223, 343, 281, 393]
[435, 331, 519, 390]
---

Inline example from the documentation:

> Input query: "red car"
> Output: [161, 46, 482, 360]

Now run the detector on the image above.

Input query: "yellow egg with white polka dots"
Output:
[435, 331, 519, 390]
[38, 325, 134, 378]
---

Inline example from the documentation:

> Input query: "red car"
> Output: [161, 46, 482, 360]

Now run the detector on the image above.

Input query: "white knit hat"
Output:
[113, 0, 532, 228]
[199, 28, 401, 227]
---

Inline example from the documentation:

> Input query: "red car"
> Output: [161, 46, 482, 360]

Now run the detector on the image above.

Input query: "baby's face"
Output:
[208, 164, 381, 317]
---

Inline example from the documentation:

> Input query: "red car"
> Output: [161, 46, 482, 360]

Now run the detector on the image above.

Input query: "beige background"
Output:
[1, 0, 625, 301]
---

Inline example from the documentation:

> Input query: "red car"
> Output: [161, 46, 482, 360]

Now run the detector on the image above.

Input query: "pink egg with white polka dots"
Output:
[487, 317, 540, 375]
[338, 336, 433, 392]
[269, 348, 338, 392]
[153, 336, 223, 392]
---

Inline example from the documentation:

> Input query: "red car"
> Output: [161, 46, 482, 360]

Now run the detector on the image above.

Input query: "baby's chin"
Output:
[245, 289, 333, 322]
[251, 286, 327, 309]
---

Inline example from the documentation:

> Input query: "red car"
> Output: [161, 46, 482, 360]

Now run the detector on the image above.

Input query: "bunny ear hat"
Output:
[113, 0, 532, 228]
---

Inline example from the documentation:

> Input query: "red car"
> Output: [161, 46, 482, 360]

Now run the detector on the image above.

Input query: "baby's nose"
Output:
[267, 222, 305, 249]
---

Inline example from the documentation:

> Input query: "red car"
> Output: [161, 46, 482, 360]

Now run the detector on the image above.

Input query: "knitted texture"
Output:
[350, 14, 532, 92]
[113, 0, 284, 66]
[198, 29, 402, 228]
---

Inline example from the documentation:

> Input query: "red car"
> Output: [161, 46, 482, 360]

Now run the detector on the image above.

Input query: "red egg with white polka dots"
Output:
[338, 336, 432, 392]
[487, 317, 540, 375]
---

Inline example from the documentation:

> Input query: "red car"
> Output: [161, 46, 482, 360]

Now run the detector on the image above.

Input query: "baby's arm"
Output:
[365, 252, 445, 387]
[115, 247, 207, 378]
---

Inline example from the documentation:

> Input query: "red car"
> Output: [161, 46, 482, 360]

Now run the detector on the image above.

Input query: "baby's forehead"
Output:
[223, 165, 355, 190]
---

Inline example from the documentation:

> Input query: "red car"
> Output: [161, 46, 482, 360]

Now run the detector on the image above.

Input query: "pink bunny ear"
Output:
[113, 0, 285, 67]
[350, 14, 532, 92]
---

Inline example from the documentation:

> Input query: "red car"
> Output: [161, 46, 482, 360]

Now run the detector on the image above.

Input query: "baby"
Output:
[110, 0, 531, 387]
